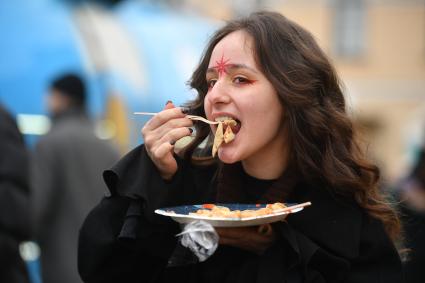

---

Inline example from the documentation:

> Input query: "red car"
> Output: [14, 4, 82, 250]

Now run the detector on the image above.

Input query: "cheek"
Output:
[203, 97, 212, 119]
[245, 103, 283, 136]
[48, 96, 61, 112]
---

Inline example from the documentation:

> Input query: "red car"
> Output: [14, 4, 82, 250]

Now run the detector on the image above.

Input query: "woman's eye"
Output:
[207, 79, 217, 89]
[233, 76, 250, 84]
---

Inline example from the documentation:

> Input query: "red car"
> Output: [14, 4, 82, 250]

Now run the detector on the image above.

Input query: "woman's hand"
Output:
[141, 101, 193, 180]
[215, 224, 276, 255]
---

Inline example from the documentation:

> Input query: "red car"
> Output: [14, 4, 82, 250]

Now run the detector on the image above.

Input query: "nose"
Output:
[206, 80, 231, 106]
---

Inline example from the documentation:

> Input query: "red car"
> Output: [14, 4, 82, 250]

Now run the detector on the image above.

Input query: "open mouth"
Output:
[214, 116, 241, 134]
[212, 116, 241, 157]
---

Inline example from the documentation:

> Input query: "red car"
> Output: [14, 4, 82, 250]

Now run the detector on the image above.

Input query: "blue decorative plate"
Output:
[155, 202, 311, 227]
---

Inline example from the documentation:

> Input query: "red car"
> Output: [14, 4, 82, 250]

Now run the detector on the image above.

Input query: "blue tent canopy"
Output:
[114, 1, 217, 113]
[0, 0, 94, 116]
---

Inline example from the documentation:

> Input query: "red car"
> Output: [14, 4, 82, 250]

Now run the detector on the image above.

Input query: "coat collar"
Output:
[215, 162, 297, 203]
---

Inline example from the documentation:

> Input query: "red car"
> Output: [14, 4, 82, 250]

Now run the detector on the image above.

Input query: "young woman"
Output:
[78, 11, 403, 283]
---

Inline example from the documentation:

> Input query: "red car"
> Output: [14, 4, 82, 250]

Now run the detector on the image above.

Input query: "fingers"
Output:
[257, 224, 273, 236]
[215, 227, 256, 239]
[141, 105, 192, 177]
[144, 107, 187, 131]
[217, 226, 268, 243]
[216, 225, 276, 255]
[218, 236, 240, 246]
[151, 140, 175, 160]
[158, 127, 193, 147]
[216, 227, 249, 245]
[144, 121, 192, 145]
[218, 232, 273, 255]
[155, 118, 193, 139]
[140, 100, 192, 180]
[142, 109, 193, 146]
[164, 100, 175, 109]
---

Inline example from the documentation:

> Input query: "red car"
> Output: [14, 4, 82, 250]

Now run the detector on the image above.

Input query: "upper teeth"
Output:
[215, 116, 234, 122]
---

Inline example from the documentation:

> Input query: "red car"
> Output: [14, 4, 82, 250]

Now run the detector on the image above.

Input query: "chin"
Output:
[218, 147, 241, 164]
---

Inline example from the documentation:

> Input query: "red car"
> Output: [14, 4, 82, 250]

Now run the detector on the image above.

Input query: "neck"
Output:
[241, 123, 289, 179]
[51, 107, 86, 122]
[241, 145, 288, 179]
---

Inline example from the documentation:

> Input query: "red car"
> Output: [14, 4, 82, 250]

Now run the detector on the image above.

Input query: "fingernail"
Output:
[165, 100, 173, 106]
[170, 140, 175, 145]
[188, 128, 193, 133]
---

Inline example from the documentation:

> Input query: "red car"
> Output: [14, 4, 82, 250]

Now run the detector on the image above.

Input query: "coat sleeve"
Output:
[259, 217, 403, 283]
[78, 144, 205, 283]
[78, 195, 180, 283]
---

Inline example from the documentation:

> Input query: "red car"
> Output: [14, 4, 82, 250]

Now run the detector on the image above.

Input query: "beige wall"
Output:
[277, 1, 425, 181]
[349, 2, 425, 181]
[275, 1, 332, 52]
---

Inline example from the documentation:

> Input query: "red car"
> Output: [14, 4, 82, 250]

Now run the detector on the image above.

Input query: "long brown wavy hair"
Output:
[180, 11, 401, 242]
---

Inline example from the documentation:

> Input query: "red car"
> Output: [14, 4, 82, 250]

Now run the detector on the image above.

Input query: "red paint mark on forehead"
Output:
[214, 54, 231, 76]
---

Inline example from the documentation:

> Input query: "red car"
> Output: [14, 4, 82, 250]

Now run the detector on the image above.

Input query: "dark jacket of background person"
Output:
[0, 103, 30, 283]
[31, 74, 120, 283]
[78, 145, 403, 283]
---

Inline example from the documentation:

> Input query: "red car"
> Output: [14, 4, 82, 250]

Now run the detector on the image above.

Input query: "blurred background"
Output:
[1, 1, 424, 282]
[2, 0, 424, 183]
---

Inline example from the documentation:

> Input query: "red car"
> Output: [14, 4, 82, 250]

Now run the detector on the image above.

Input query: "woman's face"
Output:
[204, 30, 287, 177]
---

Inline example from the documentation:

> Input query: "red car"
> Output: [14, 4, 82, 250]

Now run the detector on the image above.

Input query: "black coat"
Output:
[0, 104, 30, 283]
[78, 145, 403, 283]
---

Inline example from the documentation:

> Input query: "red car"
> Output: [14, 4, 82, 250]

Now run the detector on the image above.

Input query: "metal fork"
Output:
[185, 115, 219, 125]
[134, 112, 219, 125]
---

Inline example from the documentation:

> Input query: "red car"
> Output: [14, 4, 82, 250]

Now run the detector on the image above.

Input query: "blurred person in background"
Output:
[396, 146, 425, 283]
[0, 103, 30, 283]
[31, 73, 120, 283]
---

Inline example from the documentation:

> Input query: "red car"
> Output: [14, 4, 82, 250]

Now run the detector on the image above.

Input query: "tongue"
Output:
[229, 122, 241, 134]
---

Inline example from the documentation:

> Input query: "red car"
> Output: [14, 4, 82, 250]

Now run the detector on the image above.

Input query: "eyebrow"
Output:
[206, 63, 259, 75]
